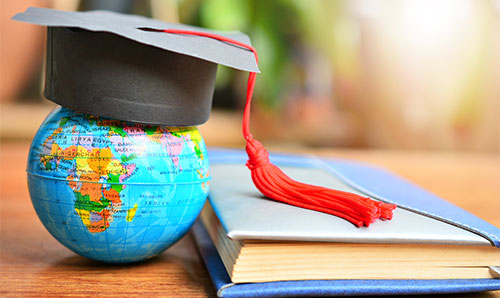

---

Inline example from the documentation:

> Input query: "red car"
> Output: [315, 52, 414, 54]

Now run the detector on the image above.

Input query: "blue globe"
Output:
[27, 107, 210, 263]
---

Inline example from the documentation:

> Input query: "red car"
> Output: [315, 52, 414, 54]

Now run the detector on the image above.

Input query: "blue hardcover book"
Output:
[192, 148, 500, 297]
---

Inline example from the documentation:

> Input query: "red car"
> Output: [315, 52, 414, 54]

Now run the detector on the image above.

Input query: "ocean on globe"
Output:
[27, 107, 210, 263]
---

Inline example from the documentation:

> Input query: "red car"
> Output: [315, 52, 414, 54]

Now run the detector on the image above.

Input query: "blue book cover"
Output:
[192, 148, 500, 297]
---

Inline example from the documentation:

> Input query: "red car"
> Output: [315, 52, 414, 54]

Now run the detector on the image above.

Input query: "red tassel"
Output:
[245, 137, 395, 227]
[158, 28, 396, 227]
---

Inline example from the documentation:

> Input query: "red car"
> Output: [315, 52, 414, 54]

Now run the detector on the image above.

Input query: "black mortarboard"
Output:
[12, 7, 259, 126]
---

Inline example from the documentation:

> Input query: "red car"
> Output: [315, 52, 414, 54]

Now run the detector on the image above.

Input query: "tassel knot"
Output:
[245, 137, 270, 170]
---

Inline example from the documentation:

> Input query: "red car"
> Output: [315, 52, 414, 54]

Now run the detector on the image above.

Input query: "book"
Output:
[192, 221, 500, 297]
[200, 203, 498, 282]
[192, 148, 500, 297]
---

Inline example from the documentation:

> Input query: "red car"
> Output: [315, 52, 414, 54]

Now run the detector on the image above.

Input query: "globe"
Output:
[27, 107, 210, 263]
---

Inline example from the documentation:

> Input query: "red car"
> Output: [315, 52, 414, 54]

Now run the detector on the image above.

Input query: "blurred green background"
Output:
[1, 0, 499, 151]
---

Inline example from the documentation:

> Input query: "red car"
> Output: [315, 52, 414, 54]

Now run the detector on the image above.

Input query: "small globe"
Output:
[27, 107, 210, 263]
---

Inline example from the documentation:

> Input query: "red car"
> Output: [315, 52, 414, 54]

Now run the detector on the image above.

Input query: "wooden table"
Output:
[1, 141, 499, 297]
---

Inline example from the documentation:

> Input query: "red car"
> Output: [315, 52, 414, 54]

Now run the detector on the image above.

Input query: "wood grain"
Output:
[1, 142, 498, 297]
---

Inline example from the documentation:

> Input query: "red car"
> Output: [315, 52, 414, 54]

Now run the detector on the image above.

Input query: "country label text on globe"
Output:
[27, 107, 210, 262]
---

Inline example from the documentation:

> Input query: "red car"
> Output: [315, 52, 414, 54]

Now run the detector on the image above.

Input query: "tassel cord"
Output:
[253, 168, 365, 227]
[251, 160, 380, 215]
[251, 165, 379, 226]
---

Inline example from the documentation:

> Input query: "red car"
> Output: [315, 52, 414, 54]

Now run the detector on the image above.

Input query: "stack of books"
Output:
[192, 149, 500, 297]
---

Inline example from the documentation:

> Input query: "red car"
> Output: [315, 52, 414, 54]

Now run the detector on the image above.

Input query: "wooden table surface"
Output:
[1, 141, 499, 297]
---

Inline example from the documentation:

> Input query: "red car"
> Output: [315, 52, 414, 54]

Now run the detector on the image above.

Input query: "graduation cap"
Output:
[12, 7, 259, 126]
[13, 7, 395, 227]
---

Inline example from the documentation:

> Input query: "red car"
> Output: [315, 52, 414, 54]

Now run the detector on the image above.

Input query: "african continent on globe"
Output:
[27, 107, 210, 263]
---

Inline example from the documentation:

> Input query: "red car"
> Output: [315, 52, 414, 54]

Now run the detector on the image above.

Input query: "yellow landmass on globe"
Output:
[107, 159, 128, 176]
[76, 208, 92, 226]
[126, 203, 138, 222]
[75, 146, 92, 175]
[88, 148, 113, 175]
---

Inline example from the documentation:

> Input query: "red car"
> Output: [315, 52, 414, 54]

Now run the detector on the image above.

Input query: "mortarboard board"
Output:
[13, 7, 395, 228]
[12, 7, 259, 126]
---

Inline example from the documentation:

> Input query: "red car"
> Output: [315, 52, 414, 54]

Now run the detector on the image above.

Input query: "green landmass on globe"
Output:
[27, 107, 210, 262]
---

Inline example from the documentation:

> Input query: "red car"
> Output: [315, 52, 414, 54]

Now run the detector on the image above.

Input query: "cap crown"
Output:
[13, 7, 259, 125]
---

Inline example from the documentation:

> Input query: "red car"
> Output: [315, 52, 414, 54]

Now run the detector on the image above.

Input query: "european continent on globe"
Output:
[27, 107, 210, 262]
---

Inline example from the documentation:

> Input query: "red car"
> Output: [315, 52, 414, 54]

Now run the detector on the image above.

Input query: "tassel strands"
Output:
[155, 28, 396, 227]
